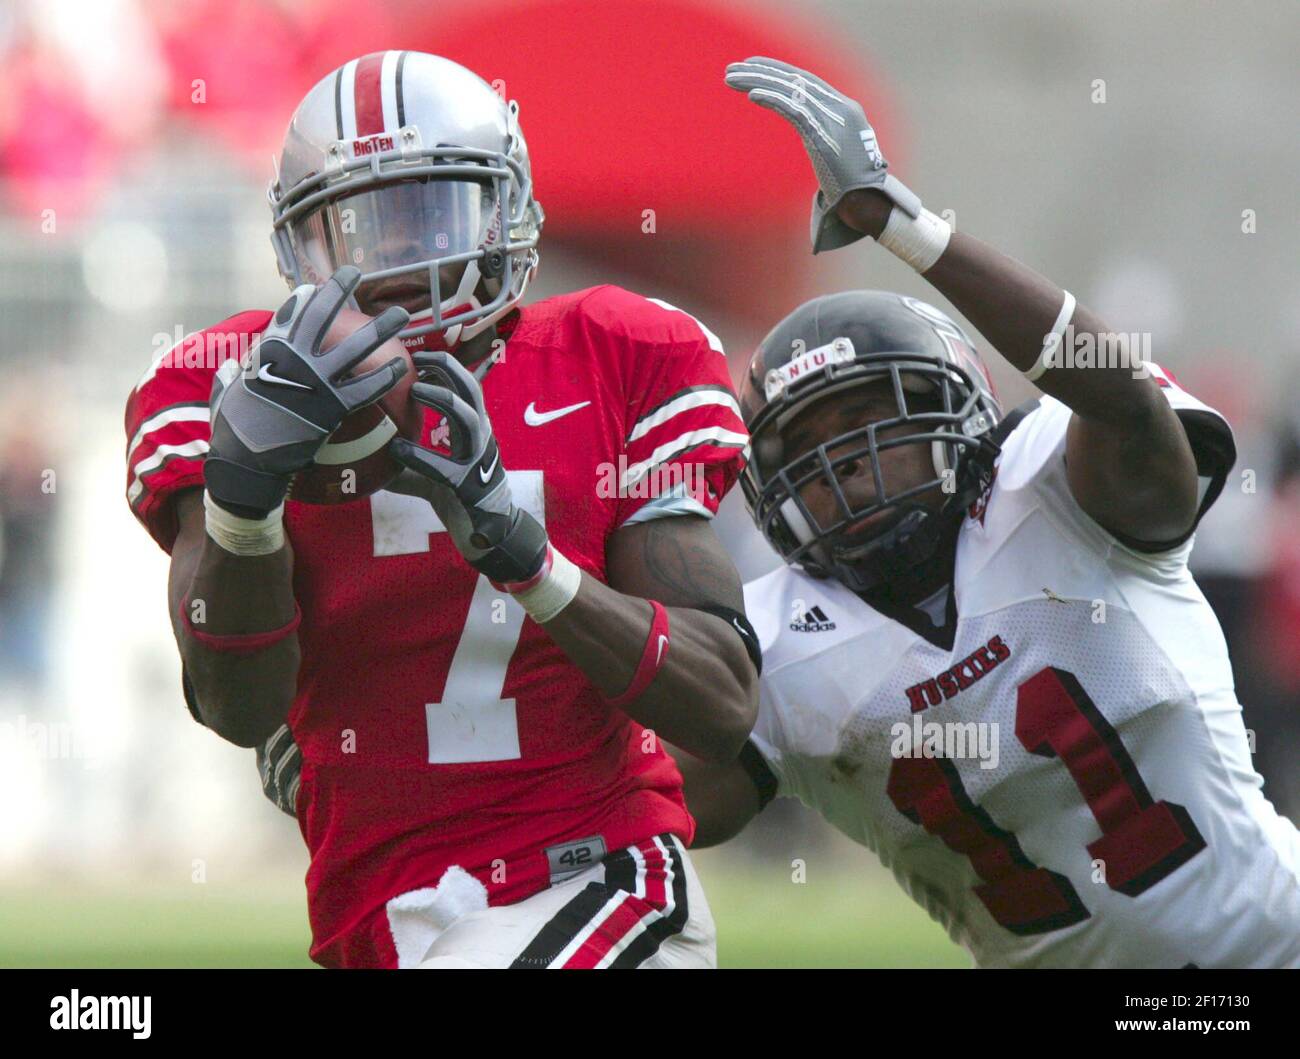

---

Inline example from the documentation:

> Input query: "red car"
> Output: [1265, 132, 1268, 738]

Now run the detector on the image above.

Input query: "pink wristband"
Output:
[180, 596, 302, 655]
[605, 600, 670, 707]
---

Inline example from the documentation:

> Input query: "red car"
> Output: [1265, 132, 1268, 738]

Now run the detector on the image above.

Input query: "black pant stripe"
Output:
[601, 845, 639, 893]
[509, 834, 689, 969]
[509, 883, 614, 969]
[608, 837, 691, 969]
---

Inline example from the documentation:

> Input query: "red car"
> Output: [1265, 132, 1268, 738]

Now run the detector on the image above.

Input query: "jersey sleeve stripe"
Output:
[618, 491, 715, 525]
[126, 403, 210, 463]
[644, 297, 725, 355]
[625, 404, 747, 464]
[620, 426, 749, 490]
[627, 386, 742, 444]
[131, 336, 206, 394]
[127, 438, 209, 506]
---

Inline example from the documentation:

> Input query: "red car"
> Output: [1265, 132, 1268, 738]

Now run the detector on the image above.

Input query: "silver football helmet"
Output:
[269, 51, 543, 350]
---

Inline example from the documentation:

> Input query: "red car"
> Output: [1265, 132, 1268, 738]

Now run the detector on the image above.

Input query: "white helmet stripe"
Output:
[380, 50, 401, 132]
[394, 51, 408, 127]
[331, 65, 344, 140]
[337, 58, 359, 140]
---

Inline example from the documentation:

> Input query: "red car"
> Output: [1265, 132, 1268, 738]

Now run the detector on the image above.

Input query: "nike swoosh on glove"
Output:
[205, 266, 409, 519]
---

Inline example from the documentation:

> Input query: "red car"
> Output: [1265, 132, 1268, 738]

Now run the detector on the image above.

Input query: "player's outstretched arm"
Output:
[725, 56, 1200, 547]
[838, 190, 1199, 546]
[389, 354, 760, 764]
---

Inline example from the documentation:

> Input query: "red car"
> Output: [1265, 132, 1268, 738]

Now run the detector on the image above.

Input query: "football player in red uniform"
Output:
[125, 52, 759, 969]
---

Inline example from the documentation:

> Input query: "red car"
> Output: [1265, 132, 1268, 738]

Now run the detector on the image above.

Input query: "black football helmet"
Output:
[739, 290, 1004, 595]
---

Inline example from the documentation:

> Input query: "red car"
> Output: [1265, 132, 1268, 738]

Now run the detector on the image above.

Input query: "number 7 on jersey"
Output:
[370, 472, 545, 764]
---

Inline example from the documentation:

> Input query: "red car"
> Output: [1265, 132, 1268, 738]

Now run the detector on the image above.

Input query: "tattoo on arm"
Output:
[636, 518, 744, 609]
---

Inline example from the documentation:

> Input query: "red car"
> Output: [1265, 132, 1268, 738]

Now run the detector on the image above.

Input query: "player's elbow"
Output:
[690, 805, 758, 848]
[185, 661, 297, 748]
[198, 693, 293, 748]
[695, 647, 759, 763]
[207, 707, 290, 749]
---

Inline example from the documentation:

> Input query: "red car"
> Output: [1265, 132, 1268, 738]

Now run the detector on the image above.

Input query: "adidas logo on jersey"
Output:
[790, 606, 836, 632]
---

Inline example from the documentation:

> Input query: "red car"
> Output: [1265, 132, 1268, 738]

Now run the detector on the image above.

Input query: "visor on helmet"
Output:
[289, 177, 494, 317]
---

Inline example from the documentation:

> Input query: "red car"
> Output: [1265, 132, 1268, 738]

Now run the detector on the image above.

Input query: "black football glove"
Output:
[205, 266, 410, 519]
[388, 351, 549, 585]
[256, 723, 302, 819]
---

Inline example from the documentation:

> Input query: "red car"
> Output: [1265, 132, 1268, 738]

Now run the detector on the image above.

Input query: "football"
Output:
[288, 306, 421, 505]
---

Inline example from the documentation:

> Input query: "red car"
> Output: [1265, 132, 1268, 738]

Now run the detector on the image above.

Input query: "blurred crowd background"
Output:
[0, 0, 1296, 965]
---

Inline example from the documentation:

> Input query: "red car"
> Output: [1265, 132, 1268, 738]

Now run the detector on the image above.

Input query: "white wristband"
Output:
[511, 546, 582, 624]
[877, 206, 952, 273]
[1024, 290, 1077, 382]
[204, 491, 285, 556]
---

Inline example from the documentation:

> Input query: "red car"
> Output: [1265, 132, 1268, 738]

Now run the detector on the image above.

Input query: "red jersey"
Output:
[124, 286, 748, 967]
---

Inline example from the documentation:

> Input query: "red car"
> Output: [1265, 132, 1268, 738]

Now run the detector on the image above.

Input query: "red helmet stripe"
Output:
[353, 52, 387, 136]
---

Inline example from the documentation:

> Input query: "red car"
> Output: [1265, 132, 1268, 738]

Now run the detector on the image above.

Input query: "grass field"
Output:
[0, 854, 969, 968]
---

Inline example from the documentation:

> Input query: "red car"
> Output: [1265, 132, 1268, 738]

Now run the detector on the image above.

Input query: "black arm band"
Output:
[691, 604, 762, 677]
[738, 739, 779, 811]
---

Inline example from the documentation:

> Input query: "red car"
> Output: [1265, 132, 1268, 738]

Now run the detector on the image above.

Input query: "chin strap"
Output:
[828, 506, 956, 596]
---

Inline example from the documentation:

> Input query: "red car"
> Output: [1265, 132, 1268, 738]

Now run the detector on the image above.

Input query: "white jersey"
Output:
[746, 379, 1300, 968]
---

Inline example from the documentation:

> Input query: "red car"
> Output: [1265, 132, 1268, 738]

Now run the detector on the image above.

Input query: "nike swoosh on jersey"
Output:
[257, 363, 312, 390]
[655, 634, 669, 665]
[524, 400, 591, 427]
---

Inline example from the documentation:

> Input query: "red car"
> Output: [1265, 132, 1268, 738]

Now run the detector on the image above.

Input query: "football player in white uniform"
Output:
[669, 58, 1300, 968]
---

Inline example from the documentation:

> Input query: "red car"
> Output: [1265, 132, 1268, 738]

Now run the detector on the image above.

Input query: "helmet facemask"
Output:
[742, 351, 1000, 596]
[270, 118, 542, 351]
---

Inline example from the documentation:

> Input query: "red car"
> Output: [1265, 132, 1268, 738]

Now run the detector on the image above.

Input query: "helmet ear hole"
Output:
[481, 247, 506, 279]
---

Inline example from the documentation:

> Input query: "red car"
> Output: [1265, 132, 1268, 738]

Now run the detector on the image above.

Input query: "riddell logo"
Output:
[904, 635, 1011, 711]
[790, 606, 836, 633]
[352, 134, 395, 156]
